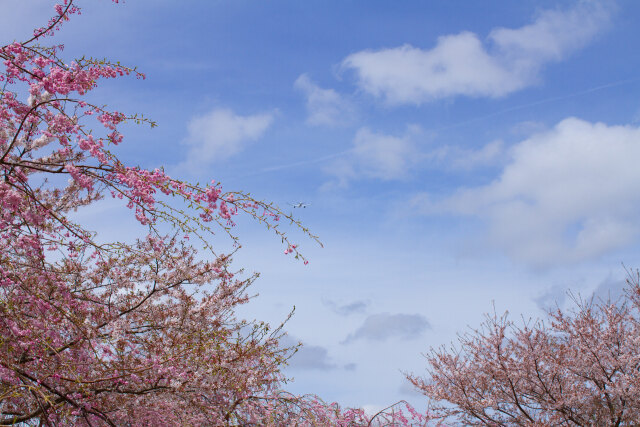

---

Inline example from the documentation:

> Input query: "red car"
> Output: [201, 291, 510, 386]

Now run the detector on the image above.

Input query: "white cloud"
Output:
[325, 127, 420, 185]
[352, 128, 418, 179]
[324, 128, 502, 186]
[343, 35, 515, 104]
[415, 118, 640, 267]
[489, 0, 611, 64]
[342, 1, 612, 105]
[294, 74, 354, 127]
[181, 108, 273, 167]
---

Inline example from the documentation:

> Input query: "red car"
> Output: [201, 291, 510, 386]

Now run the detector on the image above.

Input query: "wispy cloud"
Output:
[324, 127, 503, 187]
[414, 118, 640, 268]
[179, 108, 274, 170]
[325, 127, 420, 186]
[342, 1, 612, 105]
[323, 299, 369, 316]
[294, 74, 355, 127]
[342, 313, 430, 344]
[431, 139, 504, 170]
[351, 128, 418, 179]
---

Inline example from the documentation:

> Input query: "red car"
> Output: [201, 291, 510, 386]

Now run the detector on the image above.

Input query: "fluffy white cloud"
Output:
[294, 74, 354, 126]
[343, 1, 612, 104]
[415, 118, 640, 267]
[182, 108, 273, 167]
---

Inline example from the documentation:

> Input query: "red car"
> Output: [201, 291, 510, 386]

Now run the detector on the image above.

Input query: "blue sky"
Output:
[5, 0, 640, 411]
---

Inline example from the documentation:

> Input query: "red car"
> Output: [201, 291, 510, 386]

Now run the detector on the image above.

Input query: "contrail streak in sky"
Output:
[236, 77, 640, 179]
[434, 77, 640, 132]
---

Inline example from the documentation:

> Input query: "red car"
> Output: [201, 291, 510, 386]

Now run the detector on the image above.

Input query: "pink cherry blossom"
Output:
[0, 1, 431, 425]
[408, 271, 640, 425]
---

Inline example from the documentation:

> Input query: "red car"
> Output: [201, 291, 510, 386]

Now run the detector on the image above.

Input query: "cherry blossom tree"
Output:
[408, 271, 640, 426]
[0, 1, 308, 424]
[0, 1, 432, 425]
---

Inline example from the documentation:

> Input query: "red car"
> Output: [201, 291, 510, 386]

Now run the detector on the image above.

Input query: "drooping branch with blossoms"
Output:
[0, 1, 433, 425]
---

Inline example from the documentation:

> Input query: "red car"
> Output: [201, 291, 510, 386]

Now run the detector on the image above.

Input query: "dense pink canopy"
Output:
[0, 1, 430, 425]
[409, 273, 640, 426]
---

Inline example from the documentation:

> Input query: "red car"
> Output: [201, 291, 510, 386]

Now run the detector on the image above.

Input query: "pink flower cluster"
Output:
[1, 1, 388, 425]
